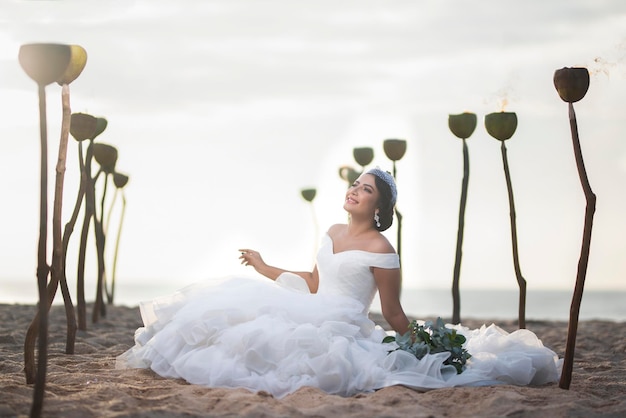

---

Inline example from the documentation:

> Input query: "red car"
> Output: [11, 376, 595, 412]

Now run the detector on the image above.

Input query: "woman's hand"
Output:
[239, 249, 318, 292]
[239, 249, 266, 273]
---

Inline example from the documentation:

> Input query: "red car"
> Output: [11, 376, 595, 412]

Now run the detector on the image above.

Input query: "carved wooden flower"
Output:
[553, 67, 590, 103]
[485, 112, 518, 141]
[448, 112, 477, 140]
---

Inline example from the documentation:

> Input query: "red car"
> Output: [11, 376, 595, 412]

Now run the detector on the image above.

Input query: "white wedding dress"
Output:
[116, 234, 561, 398]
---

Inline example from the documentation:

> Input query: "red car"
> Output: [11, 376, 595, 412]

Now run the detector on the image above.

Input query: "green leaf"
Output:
[383, 317, 472, 374]
[382, 335, 396, 344]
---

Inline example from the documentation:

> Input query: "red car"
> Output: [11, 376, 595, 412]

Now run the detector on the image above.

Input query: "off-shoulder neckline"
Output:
[325, 233, 396, 256]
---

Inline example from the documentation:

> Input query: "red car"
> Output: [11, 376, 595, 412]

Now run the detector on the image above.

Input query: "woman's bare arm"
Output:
[373, 266, 411, 334]
[239, 249, 319, 293]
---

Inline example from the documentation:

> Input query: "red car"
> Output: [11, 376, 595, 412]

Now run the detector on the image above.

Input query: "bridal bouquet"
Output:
[383, 317, 471, 374]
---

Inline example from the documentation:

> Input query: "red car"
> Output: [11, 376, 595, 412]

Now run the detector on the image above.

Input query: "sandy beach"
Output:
[1, 303, 625, 417]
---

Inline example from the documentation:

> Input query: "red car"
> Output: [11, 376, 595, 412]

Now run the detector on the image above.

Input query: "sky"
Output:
[1, 0, 625, 306]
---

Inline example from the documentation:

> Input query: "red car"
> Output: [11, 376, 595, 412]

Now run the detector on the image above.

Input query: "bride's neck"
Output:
[346, 218, 375, 237]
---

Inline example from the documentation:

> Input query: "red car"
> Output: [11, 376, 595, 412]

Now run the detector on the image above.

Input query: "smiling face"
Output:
[343, 173, 380, 220]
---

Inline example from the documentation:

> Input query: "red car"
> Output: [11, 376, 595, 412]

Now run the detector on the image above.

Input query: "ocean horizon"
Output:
[2, 278, 624, 322]
[385, 287, 626, 322]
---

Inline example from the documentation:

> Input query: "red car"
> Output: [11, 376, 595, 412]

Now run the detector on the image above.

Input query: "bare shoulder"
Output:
[327, 223, 346, 238]
[368, 232, 396, 254]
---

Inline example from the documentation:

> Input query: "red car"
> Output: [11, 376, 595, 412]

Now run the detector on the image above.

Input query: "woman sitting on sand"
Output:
[116, 167, 561, 398]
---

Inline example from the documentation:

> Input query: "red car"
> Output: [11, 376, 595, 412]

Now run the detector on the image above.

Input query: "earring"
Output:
[374, 212, 381, 228]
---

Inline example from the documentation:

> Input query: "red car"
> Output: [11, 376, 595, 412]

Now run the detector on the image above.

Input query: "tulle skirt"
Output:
[116, 276, 561, 398]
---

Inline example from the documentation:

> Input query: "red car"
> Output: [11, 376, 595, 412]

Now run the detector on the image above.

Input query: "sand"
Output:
[1, 303, 625, 417]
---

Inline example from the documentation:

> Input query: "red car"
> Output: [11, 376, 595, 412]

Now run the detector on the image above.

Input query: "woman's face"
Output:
[343, 173, 380, 217]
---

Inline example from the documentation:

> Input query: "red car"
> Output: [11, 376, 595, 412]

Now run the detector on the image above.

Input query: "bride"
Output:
[116, 167, 561, 398]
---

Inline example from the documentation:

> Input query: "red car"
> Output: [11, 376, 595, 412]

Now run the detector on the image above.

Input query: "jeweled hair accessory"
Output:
[367, 167, 397, 205]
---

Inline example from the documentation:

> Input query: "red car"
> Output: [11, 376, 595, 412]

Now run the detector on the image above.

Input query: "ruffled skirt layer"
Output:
[116, 277, 561, 398]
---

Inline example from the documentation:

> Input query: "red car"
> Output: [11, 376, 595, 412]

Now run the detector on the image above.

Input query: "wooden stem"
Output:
[60, 143, 87, 350]
[104, 189, 118, 238]
[76, 142, 94, 331]
[392, 162, 403, 299]
[500, 141, 527, 329]
[111, 193, 127, 303]
[452, 139, 469, 325]
[53, 84, 77, 353]
[92, 172, 107, 322]
[99, 174, 111, 307]
[559, 102, 596, 390]
[104, 189, 118, 303]
[29, 83, 49, 417]
[308, 202, 319, 267]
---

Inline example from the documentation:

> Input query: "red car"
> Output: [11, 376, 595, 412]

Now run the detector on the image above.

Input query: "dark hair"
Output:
[373, 175, 395, 231]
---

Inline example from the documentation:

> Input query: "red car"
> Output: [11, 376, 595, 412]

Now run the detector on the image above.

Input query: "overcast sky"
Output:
[1, 0, 625, 305]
